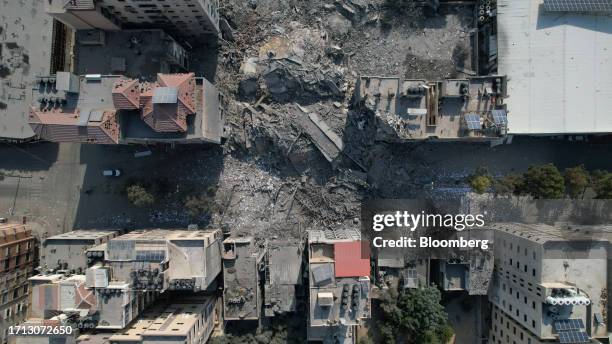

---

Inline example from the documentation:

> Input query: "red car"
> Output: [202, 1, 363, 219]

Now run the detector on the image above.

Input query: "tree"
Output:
[594, 172, 612, 199]
[126, 184, 155, 206]
[380, 286, 453, 344]
[469, 175, 492, 194]
[467, 167, 492, 194]
[521, 164, 565, 199]
[564, 165, 590, 199]
[492, 174, 523, 196]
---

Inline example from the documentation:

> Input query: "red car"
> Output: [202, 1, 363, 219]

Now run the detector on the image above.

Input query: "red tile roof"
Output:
[112, 78, 140, 110]
[140, 73, 195, 133]
[334, 241, 370, 278]
[29, 108, 119, 144]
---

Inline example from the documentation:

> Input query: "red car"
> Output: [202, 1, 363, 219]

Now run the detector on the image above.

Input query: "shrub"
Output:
[126, 184, 155, 206]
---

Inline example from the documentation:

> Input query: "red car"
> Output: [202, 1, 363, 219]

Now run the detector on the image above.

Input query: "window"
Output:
[532, 301, 536, 309]
[532, 320, 536, 328]
[532, 268, 536, 277]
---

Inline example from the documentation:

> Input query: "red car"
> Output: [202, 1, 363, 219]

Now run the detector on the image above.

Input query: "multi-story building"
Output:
[0, 224, 36, 344]
[45, 0, 220, 41]
[19, 228, 223, 337]
[41, 230, 121, 273]
[85, 229, 223, 292]
[28, 72, 226, 145]
[108, 297, 221, 344]
[354, 75, 508, 141]
[307, 230, 371, 344]
[489, 223, 612, 344]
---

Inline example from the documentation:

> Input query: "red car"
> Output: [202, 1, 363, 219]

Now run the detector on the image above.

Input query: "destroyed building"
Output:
[45, 0, 220, 41]
[354, 75, 508, 141]
[307, 230, 371, 344]
[41, 230, 120, 273]
[264, 242, 304, 317]
[222, 236, 265, 321]
[489, 223, 612, 344]
[28, 72, 226, 145]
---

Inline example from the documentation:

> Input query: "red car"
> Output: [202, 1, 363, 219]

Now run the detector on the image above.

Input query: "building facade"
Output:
[0, 224, 36, 344]
[307, 230, 371, 344]
[488, 224, 611, 344]
[45, 0, 220, 41]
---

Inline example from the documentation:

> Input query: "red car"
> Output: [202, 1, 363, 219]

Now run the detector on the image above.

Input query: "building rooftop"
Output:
[28, 73, 224, 144]
[333, 242, 370, 278]
[0, 223, 33, 244]
[0, 0, 53, 140]
[356, 75, 507, 140]
[45, 229, 120, 241]
[308, 229, 361, 244]
[111, 299, 213, 340]
[493, 223, 612, 243]
[497, 0, 612, 134]
[75, 29, 189, 79]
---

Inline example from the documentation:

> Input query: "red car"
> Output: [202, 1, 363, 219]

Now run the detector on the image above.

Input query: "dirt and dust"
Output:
[199, 0, 479, 240]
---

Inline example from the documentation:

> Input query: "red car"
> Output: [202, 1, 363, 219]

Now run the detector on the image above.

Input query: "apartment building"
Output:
[45, 0, 220, 41]
[307, 229, 371, 344]
[85, 229, 223, 292]
[489, 223, 612, 344]
[0, 224, 36, 344]
[41, 230, 120, 273]
[29, 72, 226, 145]
[108, 297, 221, 344]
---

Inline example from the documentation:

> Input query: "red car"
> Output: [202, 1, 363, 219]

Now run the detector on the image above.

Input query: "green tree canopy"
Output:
[563, 165, 590, 199]
[380, 286, 453, 344]
[492, 174, 523, 196]
[469, 175, 492, 194]
[521, 164, 565, 199]
[594, 172, 612, 199]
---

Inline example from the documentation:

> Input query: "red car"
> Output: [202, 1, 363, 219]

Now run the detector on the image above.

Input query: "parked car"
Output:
[102, 169, 122, 177]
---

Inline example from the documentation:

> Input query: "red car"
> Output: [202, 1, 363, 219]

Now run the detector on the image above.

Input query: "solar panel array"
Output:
[491, 109, 508, 126]
[558, 330, 589, 343]
[464, 113, 481, 130]
[554, 319, 585, 331]
[544, 0, 612, 12]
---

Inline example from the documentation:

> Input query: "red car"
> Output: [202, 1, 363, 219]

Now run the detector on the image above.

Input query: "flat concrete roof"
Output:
[493, 223, 612, 243]
[45, 229, 119, 241]
[497, 0, 612, 134]
[0, 0, 53, 139]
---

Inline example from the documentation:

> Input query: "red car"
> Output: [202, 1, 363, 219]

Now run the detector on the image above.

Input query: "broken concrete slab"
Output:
[295, 108, 344, 164]
[220, 18, 236, 42]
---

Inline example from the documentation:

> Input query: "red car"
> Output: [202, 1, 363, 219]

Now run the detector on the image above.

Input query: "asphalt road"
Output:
[0, 136, 610, 239]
